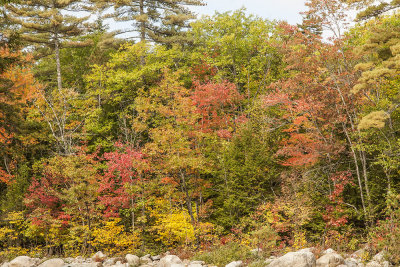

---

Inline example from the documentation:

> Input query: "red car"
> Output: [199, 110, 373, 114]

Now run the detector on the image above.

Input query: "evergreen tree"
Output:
[2, 0, 96, 92]
[107, 0, 205, 44]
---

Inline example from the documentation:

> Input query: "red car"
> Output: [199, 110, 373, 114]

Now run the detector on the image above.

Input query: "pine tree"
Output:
[2, 0, 96, 92]
[108, 0, 205, 44]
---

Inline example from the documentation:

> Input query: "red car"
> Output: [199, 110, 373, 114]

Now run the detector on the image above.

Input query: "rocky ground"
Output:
[0, 248, 392, 267]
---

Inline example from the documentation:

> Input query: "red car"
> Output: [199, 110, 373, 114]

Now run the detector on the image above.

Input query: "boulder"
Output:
[157, 255, 183, 267]
[37, 259, 64, 267]
[372, 252, 385, 263]
[298, 248, 316, 254]
[103, 258, 116, 266]
[365, 262, 382, 267]
[190, 261, 205, 265]
[126, 255, 140, 267]
[251, 248, 263, 255]
[9, 256, 37, 267]
[141, 255, 152, 265]
[316, 253, 344, 267]
[323, 249, 337, 255]
[92, 251, 107, 262]
[225, 261, 242, 267]
[268, 250, 316, 267]
[64, 263, 101, 267]
[151, 256, 161, 261]
[344, 258, 360, 267]
[351, 249, 366, 260]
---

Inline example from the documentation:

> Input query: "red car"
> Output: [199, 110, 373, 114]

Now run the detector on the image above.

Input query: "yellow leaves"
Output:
[358, 110, 390, 130]
[91, 218, 139, 254]
[153, 209, 196, 248]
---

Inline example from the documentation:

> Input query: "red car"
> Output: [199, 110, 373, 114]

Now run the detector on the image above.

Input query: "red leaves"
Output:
[98, 142, 148, 218]
[192, 80, 244, 139]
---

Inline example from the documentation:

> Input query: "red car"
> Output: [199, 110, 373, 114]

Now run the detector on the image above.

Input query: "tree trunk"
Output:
[139, 0, 146, 42]
[54, 36, 62, 92]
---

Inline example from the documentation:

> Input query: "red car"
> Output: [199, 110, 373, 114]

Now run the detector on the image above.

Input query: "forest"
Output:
[1, 0, 400, 265]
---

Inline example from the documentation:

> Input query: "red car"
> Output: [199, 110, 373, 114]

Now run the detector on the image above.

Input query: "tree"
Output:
[189, 9, 283, 99]
[3, 0, 96, 92]
[134, 70, 209, 229]
[343, 0, 400, 21]
[0, 47, 38, 184]
[106, 0, 204, 44]
[2, 0, 99, 155]
[24, 153, 100, 254]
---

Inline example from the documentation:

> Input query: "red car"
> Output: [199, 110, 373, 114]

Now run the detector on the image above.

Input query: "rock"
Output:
[344, 258, 360, 267]
[225, 261, 242, 267]
[265, 257, 277, 265]
[316, 253, 344, 267]
[298, 248, 316, 254]
[366, 262, 382, 267]
[157, 255, 182, 267]
[188, 264, 202, 267]
[92, 251, 107, 262]
[337, 265, 347, 267]
[151, 256, 161, 261]
[38, 259, 64, 267]
[126, 255, 140, 267]
[189, 261, 204, 265]
[141, 256, 152, 265]
[372, 252, 385, 263]
[268, 250, 316, 267]
[382, 262, 390, 267]
[64, 263, 101, 267]
[351, 250, 366, 260]
[104, 258, 116, 266]
[323, 249, 337, 255]
[251, 248, 263, 255]
[9, 256, 37, 267]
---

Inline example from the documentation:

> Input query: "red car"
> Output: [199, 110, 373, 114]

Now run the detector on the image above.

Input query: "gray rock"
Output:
[151, 256, 161, 262]
[189, 261, 205, 265]
[9, 256, 38, 267]
[316, 253, 344, 267]
[104, 258, 117, 266]
[365, 261, 382, 267]
[92, 252, 107, 263]
[298, 248, 316, 254]
[64, 263, 101, 267]
[126, 255, 140, 267]
[188, 264, 202, 267]
[157, 256, 182, 267]
[323, 249, 337, 255]
[225, 261, 242, 267]
[268, 251, 316, 267]
[251, 248, 263, 255]
[344, 258, 359, 267]
[382, 262, 390, 267]
[372, 252, 385, 263]
[141, 256, 152, 265]
[351, 250, 366, 260]
[38, 259, 64, 267]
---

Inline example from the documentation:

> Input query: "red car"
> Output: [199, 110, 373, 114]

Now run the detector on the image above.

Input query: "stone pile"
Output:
[0, 248, 393, 267]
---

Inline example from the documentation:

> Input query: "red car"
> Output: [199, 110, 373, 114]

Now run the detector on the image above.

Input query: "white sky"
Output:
[192, 0, 307, 24]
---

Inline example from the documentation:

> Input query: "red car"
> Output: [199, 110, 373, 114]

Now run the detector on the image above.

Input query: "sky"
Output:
[192, 0, 307, 24]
